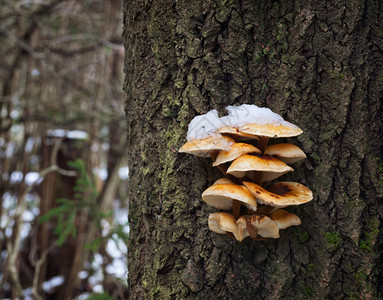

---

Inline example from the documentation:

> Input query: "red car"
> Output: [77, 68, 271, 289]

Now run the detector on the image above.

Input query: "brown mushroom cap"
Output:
[208, 212, 238, 236]
[217, 126, 260, 140]
[268, 209, 301, 229]
[250, 214, 280, 238]
[264, 143, 307, 164]
[243, 181, 313, 208]
[238, 122, 303, 138]
[202, 182, 257, 211]
[236, 216, 251, 241]
[226, 155, 293, 181]
[213, 178, 235, 185]
[213, 143, 262, 167]
[179, 135, 235, 157]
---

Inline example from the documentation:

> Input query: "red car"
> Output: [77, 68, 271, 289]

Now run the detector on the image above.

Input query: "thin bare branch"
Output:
[31, 243, 56, 300]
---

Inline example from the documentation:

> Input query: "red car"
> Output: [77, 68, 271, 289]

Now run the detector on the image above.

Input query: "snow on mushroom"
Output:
[179, 104, 313, 242]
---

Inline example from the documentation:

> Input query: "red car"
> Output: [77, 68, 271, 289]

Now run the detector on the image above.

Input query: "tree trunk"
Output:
[123, 0, 383, 298]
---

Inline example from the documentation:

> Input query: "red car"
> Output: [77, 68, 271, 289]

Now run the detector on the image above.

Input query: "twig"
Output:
[5, 164, 77, 299]
[31, 243, 56, 300]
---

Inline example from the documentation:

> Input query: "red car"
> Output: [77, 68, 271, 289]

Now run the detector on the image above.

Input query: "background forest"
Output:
[0, 0, 129, 299]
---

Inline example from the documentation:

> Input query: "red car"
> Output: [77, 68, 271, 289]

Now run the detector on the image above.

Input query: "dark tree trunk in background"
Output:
[123, 0, 383, 298]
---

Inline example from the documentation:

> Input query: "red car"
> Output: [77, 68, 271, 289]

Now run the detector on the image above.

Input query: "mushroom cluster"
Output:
[179, 105, 313, 242]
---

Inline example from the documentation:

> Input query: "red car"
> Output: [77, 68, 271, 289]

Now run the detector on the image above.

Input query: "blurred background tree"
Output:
[0, 0, 129, 299]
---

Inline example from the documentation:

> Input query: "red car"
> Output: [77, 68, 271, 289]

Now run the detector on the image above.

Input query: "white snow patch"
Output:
[10, 124, 24, 137]
[93, 284, 103, 293]
[66, 130, 88, 140]
[22, 287, 33, 300]
[21, 223, 32, 240]
[118, 166, 129, 180]
[46, 129, 88, 140]
[106, 258, 126, 278]
[10, 171, 23, 183]
[47, 129, 66, 137]
[31, 69, 40, 77]
[2, 192, 16, 210]
[186, 110, 223, 141]
[6, 141, 16, 157]
[106, 238, 123, 259]
[10, 110, 20, 119]
[100, 126, 109, 136]
[9, 171, 42, 185]
[5, 227, 12, 237]
[1, 212, 10, 229]
[76, 293, 91, 300]
[101, 219, 111, 237]
[1, 250, 7, 261]
[186, 104, 296, 141]
[88, 274, 101, 286]
[93, 167, 108, 181]
[32, 207, 40, 216]
[222, 104, 285, 127]
[23, 210, 35, 222]
[42, 275, 65, 292]
[25, 172, 41, 185]
[78, 270, 89, 279]
[113, 203, 129, 233]
[25, 137, 35, 152]
[92, 253, 103, 267]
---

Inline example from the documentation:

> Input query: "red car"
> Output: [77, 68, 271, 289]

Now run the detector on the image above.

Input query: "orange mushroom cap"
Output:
[179, 135, 235, 157]
[217, 126, 259, 141]
[226, 155, 293, 181]
[239, 122, 303, 138]
[202, 181, 257, 211]
[208, 212, 238, 236]
[250, 214, 280, 239]
[243, 181, 313, 208]
[264, 143, 306, 164]
[268, 209, 301, 229]
[213, 143, 261, 167]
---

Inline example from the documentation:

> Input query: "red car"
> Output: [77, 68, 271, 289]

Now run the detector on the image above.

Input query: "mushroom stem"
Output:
[210, 152, 242, 184]
[248, 171, 263, 185]
[246, 220, 258, 239]
[232, 200, 241, 220]
[253, 236, 268, 241]
[257, 136, 270, 152]
[210, 152, 229, 175]
[216, 163, 229, 176]
[209, 150, 219, 161]
[225, 232, 237, 241]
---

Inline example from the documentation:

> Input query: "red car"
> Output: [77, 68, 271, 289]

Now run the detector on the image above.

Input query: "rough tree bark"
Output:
[123, 0, 383, 299]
